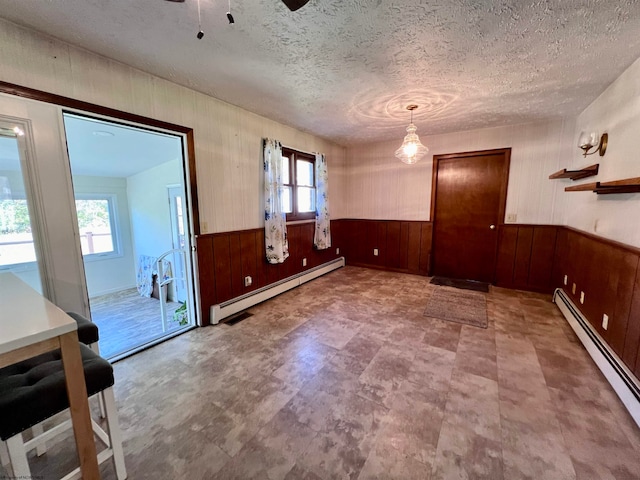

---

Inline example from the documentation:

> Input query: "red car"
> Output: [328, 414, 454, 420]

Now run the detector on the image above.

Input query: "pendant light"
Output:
[395, 105, 428, 165]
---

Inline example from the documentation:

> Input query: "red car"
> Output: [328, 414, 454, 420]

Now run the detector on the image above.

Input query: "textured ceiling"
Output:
[1, 0, 640, 146]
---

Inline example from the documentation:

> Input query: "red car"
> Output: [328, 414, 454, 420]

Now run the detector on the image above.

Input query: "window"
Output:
[74, 195, 119, 258]
[0, 197, 38, 267]
[281, 147, 315, 221]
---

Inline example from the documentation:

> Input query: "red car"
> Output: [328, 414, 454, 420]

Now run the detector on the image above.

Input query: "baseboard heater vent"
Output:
[553, 288, 640, 427]
[210, 257, 345, 325]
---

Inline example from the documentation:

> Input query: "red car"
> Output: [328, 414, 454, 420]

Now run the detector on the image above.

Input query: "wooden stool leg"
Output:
[90, 343, 107, 419]
[32, 423, 47, 456]
[6, 434, 30, 477]
[103, 387, 127, 479]
[0, 440, 9, 466]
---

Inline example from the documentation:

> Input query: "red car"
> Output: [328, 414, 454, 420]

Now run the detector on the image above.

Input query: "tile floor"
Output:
[18, 267, 640, 478]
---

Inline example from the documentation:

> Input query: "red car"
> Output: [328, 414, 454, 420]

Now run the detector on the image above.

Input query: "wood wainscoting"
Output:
[495, 223, 640, 378]
[554, 227, 640, 377]
[495, 224, 559, 293]
[196, 221, 343, 325]
[196, 219, 640, 379]
[331, 219, 432, 276]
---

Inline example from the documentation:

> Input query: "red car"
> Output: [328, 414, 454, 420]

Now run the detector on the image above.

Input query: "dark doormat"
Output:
[430, 276, 490, 293]
[224, 311, 253, 326]
[424, 287, 488, 329]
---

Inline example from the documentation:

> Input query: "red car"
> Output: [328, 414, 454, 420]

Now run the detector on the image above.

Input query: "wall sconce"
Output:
[578, 131, 608, 157]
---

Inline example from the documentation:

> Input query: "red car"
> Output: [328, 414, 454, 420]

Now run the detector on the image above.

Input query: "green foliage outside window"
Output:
[0, 199, 30, 233]
[75, 199, 110, 231]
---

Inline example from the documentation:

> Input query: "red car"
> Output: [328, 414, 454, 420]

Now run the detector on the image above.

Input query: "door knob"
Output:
[489, 224, 496, 230]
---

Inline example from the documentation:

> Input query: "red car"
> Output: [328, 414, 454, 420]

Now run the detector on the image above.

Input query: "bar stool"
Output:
[66, 311, 106, 418]
[27, 311, 106, 458]
[0, 344, 127, 479]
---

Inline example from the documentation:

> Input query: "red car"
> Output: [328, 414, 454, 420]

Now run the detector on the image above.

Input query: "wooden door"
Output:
[431, 148, 510, 283]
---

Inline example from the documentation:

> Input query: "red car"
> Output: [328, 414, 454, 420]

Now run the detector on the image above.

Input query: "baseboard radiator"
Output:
[553, 288, 640, 427]
[210, 257, 345, 325]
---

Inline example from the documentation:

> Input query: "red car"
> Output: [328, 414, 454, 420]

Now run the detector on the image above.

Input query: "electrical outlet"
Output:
[302, 258, 307, 267]
[563, 275, 568, 286]
[373, 248, 379, 256]
[602, 314, 609, 330]
[572, 283, 576, 294]
[244, 276, 252, 287]
[336, 247, 340, 255]
[201, 221, 208, 233]
[580, 291, 585, 304]
[506, 213, 517, 223]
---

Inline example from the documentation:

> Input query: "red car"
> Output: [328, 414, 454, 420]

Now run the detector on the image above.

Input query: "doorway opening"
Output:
[62, 112, 197, 360]
[431, 148, 511, 283]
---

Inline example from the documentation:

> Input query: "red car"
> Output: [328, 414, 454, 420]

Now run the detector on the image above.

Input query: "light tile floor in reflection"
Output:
[19, 267, 640, 479]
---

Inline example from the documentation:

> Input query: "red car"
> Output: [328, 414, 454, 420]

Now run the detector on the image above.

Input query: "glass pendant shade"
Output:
[578, 131, 599, 150]
[395, 123, 428, 164]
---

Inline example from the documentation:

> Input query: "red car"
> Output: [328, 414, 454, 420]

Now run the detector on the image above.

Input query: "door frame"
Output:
[0, 80, 202, 325]
[429, 148, 511, 281]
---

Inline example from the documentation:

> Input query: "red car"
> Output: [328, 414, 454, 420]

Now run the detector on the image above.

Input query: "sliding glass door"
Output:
[62, 112, 197, 360]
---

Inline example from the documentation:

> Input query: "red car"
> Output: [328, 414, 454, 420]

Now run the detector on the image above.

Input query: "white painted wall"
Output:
[71, 175, 136, 298]
[559, 57, 640, 248]
[0, 19, 348, 230]
[127, 160, 181, 265]
[345, 119, 576, 224]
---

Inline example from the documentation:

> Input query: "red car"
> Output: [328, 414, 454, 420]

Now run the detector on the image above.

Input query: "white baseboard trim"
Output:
[553, 288, 640, 427]
[210, 257, 345, 325]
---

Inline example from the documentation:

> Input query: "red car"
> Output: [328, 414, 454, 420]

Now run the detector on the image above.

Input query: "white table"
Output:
[0, 272, 100, 479]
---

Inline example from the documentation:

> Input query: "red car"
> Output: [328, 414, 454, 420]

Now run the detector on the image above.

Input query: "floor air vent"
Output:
[553, 288, 640, 427]
[224, 311, 253, 326]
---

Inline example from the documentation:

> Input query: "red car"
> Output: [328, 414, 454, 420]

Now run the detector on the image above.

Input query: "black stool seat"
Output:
[0, 344, 113, 441]
[66, 312, 99, 345]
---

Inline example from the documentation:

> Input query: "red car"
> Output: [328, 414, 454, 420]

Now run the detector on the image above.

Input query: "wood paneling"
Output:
[495, 227, 518, 285]
[407, 223, 422, 272]
[197, 221, 342, 325]
[558, 229, 640, 368]
[212, 235, 232, 304]
[495, 224, 640, 379]
[625, 267, 640, 373]
[419, 223, 433, 273]
[199, 218, 640, 384]
[495, 225, 559, 293]
[513, 226, 534, 286]
[529, 227, 558, 290]
[196, 235, 216, 308]
[333, 219, 432, 276]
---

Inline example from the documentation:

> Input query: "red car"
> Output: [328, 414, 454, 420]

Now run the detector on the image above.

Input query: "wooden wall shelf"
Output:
[565, 177, 640, 195]
[549, 164, 599, 181]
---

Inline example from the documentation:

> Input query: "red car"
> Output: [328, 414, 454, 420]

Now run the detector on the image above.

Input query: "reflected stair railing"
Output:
[156, 248, 187, 332]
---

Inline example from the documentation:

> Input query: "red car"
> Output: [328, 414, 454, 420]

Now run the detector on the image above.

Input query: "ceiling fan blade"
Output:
[282, 0, 310, 11]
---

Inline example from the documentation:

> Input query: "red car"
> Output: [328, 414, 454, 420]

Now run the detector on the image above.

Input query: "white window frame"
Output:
[74, 193, 122, 261]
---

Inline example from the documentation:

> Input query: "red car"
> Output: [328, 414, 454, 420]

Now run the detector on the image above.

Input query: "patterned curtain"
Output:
[264, 138, 289, 264]
[314, 153, 331, 249]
